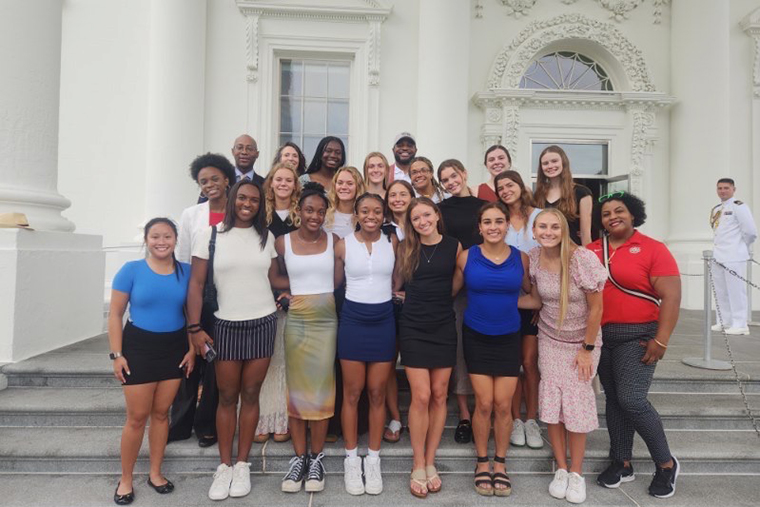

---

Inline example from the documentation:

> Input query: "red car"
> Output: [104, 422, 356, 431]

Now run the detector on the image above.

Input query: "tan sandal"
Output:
[425, 465, 441, 493]
[492, 455, 512, 497]
[273, 431, 291, 443]
[254, 433, 270, 443]
[410, 468, 428, 498]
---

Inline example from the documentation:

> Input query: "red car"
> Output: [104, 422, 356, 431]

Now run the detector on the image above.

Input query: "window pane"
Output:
[280, 97, 302, 134]
[303, 135, 323, 165]
[303, 99, 327, 134]
[339, 136, 349, 157]
[280, 60, 303, 96]
[327, 101, 349, 135]
[279, 133, 296, 148]
[519, 52, 612, 91]
[531, 142, 608, 176]
[304, 62, 328, 97]
[328, 64, 350, 99]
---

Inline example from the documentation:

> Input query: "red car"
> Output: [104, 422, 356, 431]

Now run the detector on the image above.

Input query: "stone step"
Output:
[0, 425, 758, 476]
[1, 472, 757, 507]
[1, 386, 756, 430]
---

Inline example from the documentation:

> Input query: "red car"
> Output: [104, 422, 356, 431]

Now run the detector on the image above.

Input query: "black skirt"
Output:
[399, 317, 457, 369]
[122, 322, 188, 385]
[462, 324, 521, 377]
[519, 308, 539, 337]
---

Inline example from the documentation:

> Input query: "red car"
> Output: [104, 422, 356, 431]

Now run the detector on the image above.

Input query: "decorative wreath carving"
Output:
[487, 13, 656, 92]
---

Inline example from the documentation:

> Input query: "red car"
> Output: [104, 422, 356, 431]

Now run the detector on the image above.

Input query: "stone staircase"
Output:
[1, 310, 759, 506]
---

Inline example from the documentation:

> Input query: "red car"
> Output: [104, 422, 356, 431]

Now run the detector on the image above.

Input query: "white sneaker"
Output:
[565, 472, 587, 504]
[208, 463, 233, 501]
[524, 419, 544, 449]
[510, 419, 526, 446]
[344, 456, 364, 495]
[229, 461, 252, 497]
[364, 456, 383, 495]
[549, 468, 569, 499]
[711, 323, 725, 332]
[725, 327, 750, 335]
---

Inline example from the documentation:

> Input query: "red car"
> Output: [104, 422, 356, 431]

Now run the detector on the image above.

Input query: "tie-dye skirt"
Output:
[284, 293, 337, 421]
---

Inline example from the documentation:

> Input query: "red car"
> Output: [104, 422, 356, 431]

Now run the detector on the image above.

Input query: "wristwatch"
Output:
[109, 352, 123, 360]
[582, 343, 595, 351]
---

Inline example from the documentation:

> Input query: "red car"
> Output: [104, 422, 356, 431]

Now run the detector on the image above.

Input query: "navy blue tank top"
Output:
[463, 245, 522, 335]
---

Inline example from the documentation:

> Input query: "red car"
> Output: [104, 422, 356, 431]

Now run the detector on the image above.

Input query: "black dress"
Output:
[269, 211, 298, 238]
[438, 195, 487, 250]
[543, 184, 592, 245]
[399, 235, 459, 368]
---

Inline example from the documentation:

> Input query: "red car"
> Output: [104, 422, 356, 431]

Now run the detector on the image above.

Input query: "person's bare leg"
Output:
[148, 379, 181, 485]
[366, 361, 393, 451]
[309, 419, 330, 454]
[215, 361, 243, 466]
[340, 359, 367, 451]
[236, 358, 271, 463]
[522, 335, 539, 420]
[492, 376, 518, 491]
[424, 367, 453, 491]
[567, 431, 587, 474]
[405, 367, 432, 472]
[118, 383, 156, 495]
[289, 417, 307, 456]
[469, 374, 494, 492]
[547, 423, 568, 470]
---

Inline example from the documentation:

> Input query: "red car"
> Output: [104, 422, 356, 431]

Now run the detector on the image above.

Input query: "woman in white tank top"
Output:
[269, 182, 337, 494]
[333, 193, 399, 495]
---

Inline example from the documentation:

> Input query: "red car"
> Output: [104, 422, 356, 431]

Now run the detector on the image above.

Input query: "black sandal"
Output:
[113, 482, 135, 505]
[492, 455, 512, 497]
[455, 419, 472, 444]
[147, 477, 174, 494]
[474, 456, 493, 496]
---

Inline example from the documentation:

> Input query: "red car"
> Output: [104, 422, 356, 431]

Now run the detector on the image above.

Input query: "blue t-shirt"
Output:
[463, 245, 522, 335]
[112, 259, 191, 332]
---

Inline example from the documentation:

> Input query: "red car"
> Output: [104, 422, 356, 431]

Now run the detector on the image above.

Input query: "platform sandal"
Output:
[492, 455, 512, 497]
[474, 456, 493, 496]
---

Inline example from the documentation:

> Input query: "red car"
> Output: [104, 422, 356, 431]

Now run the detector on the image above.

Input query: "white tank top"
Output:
[344, 232, 394, 304]
[284, 232, 334, 295]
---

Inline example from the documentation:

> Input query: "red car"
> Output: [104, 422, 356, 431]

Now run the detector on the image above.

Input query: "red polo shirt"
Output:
[587, 231, 679, 325]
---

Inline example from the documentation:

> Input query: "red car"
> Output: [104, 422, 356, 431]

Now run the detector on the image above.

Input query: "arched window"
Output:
[519, 52, 613, 91]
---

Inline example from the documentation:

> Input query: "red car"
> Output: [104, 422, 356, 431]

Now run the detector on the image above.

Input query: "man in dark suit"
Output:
[198, 134, 264, 203]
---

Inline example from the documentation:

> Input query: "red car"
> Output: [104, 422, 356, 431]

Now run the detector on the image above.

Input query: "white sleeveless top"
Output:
[344, 233, 394, 304]
[284, 232, 334, 295]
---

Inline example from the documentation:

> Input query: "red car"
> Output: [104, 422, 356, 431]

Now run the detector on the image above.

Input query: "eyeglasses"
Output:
[598, 191, 625, 203]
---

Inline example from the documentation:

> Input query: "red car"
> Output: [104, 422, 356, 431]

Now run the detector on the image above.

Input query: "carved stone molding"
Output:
[741, 7, 760, 98]
[501, 103, 521, 159]
[474, 0, 484, 19]
[237, 1, 391, 85]
[486, 14, 656, 92]
[596, 0, 643, 23]
[628, 106, 656, 196]
[501, 0, 537, 19]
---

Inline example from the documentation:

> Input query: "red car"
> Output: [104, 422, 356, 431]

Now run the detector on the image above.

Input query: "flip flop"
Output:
[383, 419, 403, 443]
[425, 465, 441, 493]
[410, 468, 428, 498]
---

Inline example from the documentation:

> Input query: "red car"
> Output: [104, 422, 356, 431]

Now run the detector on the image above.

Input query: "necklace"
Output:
[297, 230, 320, 244]
[421, 243, 439, 263]
[485, 244, 509, 262]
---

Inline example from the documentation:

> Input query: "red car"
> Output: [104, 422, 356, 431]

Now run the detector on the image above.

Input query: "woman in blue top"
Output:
[109, 218, 195, 505]
[454, 202, 535, 497]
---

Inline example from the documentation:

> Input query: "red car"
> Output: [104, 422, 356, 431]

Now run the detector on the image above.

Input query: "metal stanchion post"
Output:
[748, 256, 759, 327]
[683, 250, 731, 370]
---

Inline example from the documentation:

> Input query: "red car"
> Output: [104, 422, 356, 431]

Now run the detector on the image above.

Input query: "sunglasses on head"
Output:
[598, 191, 626, 203]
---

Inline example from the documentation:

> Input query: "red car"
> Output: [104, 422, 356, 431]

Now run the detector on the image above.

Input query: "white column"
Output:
[0, 0, 104, 363]
[416, 0, 470, 166]
[0, 0, 73, 232]
[668, 0, 731, 309]
[144, 0, 207, 223]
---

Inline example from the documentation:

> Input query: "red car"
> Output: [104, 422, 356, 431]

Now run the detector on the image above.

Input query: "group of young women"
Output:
[108, 139, 682, 505]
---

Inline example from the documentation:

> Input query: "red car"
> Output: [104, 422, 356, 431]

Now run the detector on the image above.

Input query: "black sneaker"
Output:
[597, 460, 635, 488]
[649, 456, 679, 498]
[305, 452, 326, 492]
[281, 454, 308, 493]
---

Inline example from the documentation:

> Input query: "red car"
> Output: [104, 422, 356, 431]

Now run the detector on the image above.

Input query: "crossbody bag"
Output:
[602, 233, 661, 307]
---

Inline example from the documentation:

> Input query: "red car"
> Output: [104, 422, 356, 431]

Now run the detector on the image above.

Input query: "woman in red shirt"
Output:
[587, 192, 681, 499]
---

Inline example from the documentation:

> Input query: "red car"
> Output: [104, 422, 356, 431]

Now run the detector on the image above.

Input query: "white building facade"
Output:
[2, 0, 759, 361]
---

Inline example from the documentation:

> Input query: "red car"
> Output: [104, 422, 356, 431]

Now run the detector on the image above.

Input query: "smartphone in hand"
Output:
[204, 343, 217, 363]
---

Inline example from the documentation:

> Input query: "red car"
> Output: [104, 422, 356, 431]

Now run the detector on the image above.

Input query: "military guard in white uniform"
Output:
[710, 178, 758, 335]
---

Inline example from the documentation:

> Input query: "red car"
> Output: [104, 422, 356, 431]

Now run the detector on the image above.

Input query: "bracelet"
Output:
[186, 323, 201, 331]
[653, 339, 668, 349]
[187, 328, 202, 334]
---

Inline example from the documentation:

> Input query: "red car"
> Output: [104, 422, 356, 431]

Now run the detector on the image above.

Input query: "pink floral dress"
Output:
[528, 247, 607, 433]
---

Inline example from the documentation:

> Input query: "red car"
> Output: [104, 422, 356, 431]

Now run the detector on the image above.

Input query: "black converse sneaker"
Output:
[596, 460, 635, 488]
[648, 456, 679, 498]
[305, 452, 326, 492]
[281, 454, 308, 493]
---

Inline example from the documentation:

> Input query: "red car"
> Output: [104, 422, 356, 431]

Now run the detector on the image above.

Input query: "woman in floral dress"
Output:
[527, 208, 606, 505]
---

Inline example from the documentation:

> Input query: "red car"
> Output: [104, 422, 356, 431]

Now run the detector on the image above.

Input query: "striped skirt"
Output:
[284, 294, 337, 421]
[214, 313, 277, 361]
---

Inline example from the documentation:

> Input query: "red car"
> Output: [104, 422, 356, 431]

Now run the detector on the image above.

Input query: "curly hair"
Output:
[594, 192, 647, 231]
[189, 153, 236, 185]
[263, 162, 301, 228]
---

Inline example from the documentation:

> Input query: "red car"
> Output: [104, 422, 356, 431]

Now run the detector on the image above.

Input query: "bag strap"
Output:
[207, 226, 217, 288]
[602, 233, 661, 307]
